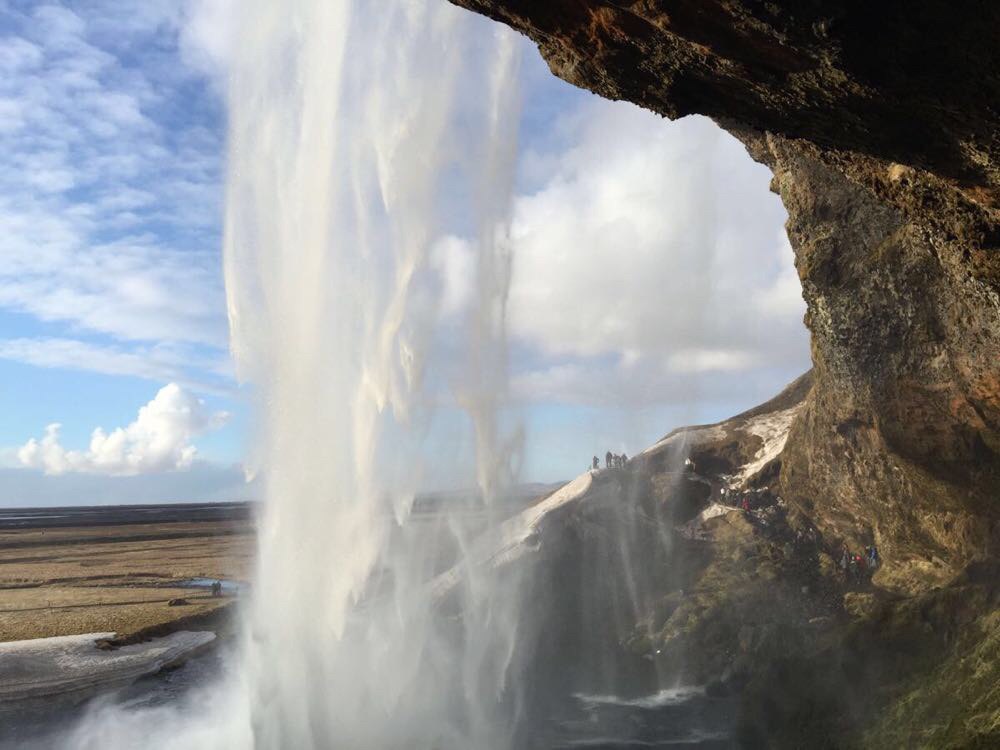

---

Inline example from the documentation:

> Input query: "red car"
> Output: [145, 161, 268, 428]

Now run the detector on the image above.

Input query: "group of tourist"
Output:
[717, 483, 883, 587]
[592, 451, 629, 471]
[840, 544, 880, 583]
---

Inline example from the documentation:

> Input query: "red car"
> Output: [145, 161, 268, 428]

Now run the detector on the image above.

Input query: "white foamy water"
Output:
[62, 1, 525, 748]
[573, 687, 705, 710]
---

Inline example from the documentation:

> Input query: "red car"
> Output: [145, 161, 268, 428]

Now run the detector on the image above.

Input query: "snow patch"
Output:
[728, 405, 802, 486]
[0, 630, 215, 702]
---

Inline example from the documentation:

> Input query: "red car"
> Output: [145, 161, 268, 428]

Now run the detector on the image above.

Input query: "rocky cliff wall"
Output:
[450, 0, 1000, 591]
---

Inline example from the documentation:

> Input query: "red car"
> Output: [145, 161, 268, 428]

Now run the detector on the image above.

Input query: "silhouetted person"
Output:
[606, 451, 612, 469]
[621, 453, 628, 465]
[211, 580, 223, 598]
[851, 554, 864, 584]
[592, 456, 599, 471]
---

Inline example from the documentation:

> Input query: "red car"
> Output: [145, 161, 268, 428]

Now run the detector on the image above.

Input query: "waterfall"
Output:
[67, 1, 526, 747]
[226, 0, 523, 746]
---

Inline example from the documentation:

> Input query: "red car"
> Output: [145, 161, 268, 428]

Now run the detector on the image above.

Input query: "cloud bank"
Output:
[18, 383, 228, 476]
[435, 97, 810, 408]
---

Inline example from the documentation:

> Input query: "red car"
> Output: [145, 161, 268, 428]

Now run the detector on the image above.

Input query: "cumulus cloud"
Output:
[510, 107, 804, 362]
[435, 93, 811, 407]
[18, 383, 229, 476]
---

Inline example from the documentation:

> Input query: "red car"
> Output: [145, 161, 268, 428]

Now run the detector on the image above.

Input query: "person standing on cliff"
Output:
[592, 456, 599, 471]
[606, 451, 612, 469]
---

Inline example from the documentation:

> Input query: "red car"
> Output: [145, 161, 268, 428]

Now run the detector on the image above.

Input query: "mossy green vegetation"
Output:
[865, 608, 1000, 749]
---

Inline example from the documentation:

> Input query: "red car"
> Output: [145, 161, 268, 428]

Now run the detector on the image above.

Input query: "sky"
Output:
[0, 1, 810, 506]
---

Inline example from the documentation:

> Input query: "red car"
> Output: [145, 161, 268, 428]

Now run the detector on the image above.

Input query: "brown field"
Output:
[0, 518, 255, 642]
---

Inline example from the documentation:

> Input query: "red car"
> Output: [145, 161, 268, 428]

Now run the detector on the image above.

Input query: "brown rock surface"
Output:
[576, 377, 1000, 747]
[449, 0, 1000, 590]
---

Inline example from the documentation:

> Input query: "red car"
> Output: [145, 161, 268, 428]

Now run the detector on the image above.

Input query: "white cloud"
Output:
[18, 383, 229, 476]
[0, 2, 229, 376]
[178, 0, 239, 82]
[509, 353, 786, 408]
[434, 93, 811, 406]
[0, 337, 234, 395]
[666, 348, 760, 374]
[508, 108, 804, 358]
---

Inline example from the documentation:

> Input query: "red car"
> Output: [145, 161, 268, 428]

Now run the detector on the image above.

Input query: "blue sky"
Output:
[0, 1, 810, 505]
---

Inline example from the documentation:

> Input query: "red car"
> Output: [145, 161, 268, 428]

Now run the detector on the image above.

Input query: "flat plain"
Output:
[0, 504, 254, 642]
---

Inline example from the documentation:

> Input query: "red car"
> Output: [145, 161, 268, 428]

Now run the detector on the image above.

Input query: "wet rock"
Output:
[843, 591, 878, 620]
[0, 631, 216, 702]
[704, 677, 729, 698]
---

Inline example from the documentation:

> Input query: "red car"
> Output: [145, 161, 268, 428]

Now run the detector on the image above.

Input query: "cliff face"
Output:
[511, 374, 999, 747]
[450, 0, 1000, 592]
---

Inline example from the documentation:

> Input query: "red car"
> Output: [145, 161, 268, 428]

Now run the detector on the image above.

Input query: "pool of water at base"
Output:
[0, 647, 231, 749]
[1, 649, 737, 749]
[177, 577, 244, 595]
[537, 687, 738, 749]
